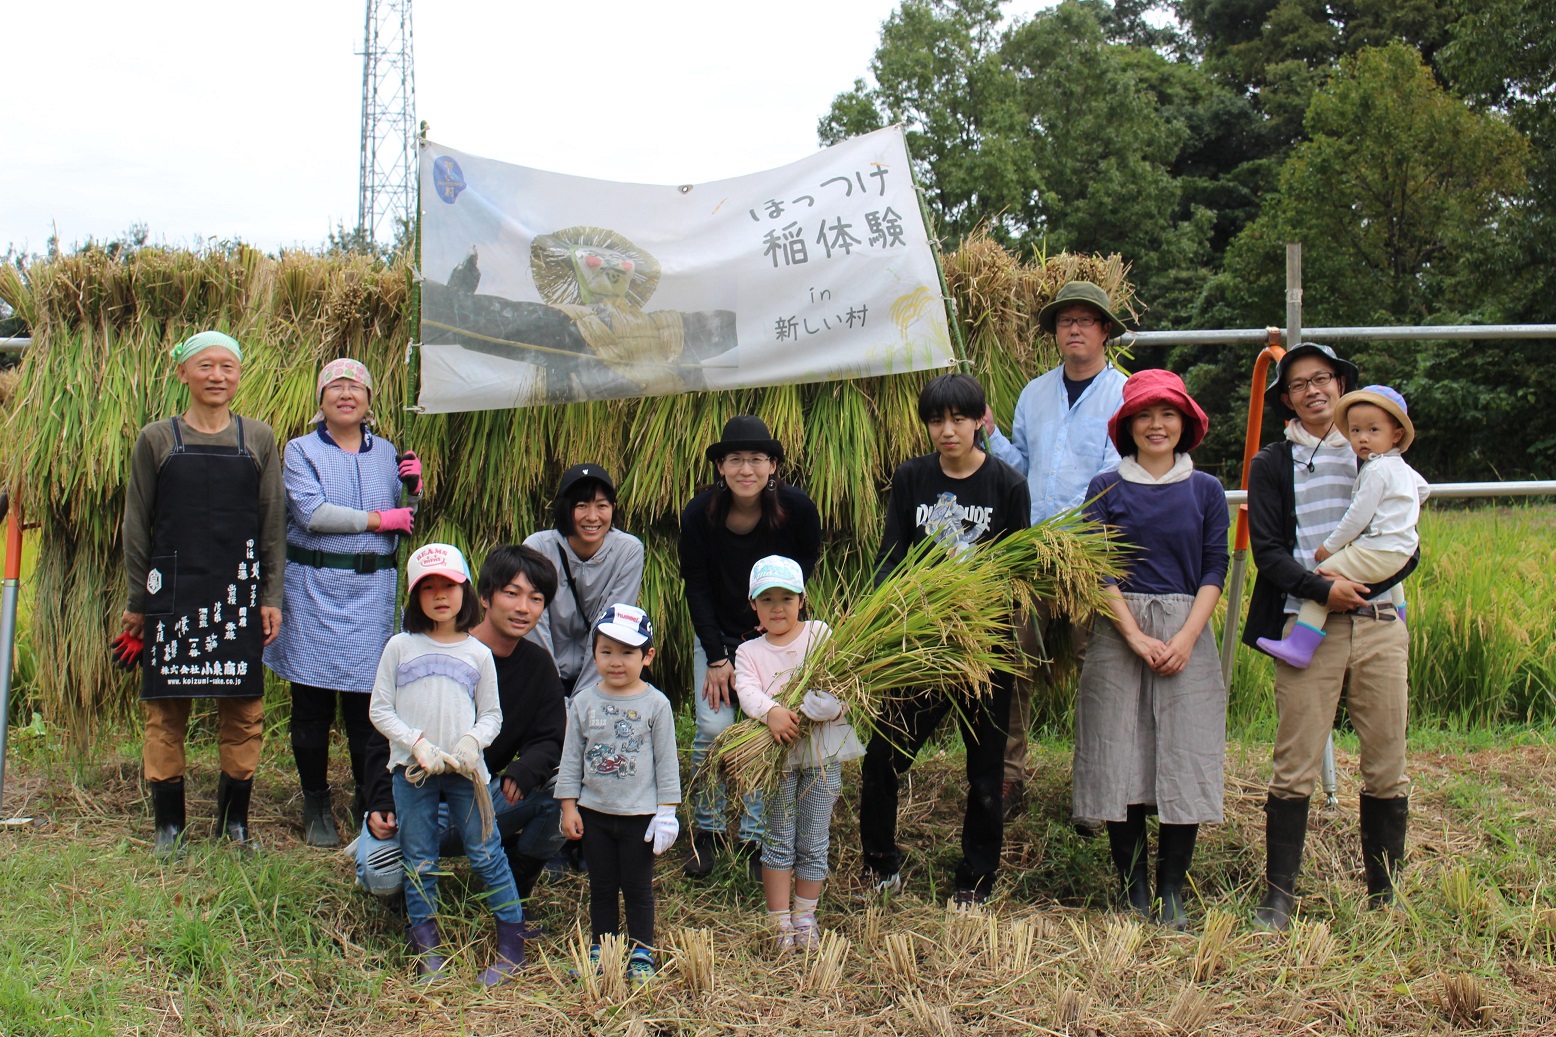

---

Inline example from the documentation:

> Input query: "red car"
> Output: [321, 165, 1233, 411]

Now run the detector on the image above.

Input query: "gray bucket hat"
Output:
[1263, 342, 1360, 421]
[1037, 281, 1128, 338]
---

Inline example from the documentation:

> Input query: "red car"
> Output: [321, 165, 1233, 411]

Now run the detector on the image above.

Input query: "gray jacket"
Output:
[521, 527, 645, 691]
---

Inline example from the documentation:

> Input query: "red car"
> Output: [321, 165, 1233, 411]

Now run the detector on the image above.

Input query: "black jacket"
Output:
[1243, 440, 1416, 650]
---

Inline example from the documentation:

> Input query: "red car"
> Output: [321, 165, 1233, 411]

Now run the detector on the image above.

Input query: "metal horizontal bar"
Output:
[0, 337, 30, 353]
[1223, 481, 1556, 507]
[1120, 325, 1556, 348]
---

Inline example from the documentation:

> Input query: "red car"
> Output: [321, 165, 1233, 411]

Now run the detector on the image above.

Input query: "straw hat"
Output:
[1334, 385, 1415, 453]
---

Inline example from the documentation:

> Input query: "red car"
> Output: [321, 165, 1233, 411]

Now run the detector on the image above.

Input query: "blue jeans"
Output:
[358, 778, 565, 898]
[689, 642, 765, 840]
[391, 768, 524, 926]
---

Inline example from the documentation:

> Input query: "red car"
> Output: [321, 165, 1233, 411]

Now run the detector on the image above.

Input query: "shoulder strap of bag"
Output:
[553, 543, 592, 627]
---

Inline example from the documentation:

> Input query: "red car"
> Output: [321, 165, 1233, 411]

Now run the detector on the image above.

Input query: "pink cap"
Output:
[406, 542, 470, 592]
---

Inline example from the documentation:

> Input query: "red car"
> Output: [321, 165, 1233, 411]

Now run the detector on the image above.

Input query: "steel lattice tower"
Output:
[357, 0, 417, 249]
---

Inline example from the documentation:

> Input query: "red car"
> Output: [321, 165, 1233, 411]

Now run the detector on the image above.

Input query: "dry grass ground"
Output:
[3, 730, 1556, 1036]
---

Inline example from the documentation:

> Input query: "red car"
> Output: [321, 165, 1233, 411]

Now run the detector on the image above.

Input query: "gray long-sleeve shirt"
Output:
[554, 683, 680, 816]
[521, 527, 644, 690]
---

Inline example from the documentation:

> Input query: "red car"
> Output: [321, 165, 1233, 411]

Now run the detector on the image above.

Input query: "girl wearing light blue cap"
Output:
[734, 555, 862, 952]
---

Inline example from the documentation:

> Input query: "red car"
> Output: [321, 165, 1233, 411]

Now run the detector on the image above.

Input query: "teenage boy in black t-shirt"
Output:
[860, 373, 1031, 908]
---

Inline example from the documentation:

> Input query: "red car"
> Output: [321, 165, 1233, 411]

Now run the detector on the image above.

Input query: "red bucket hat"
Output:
[1107, 369, 1209, 454]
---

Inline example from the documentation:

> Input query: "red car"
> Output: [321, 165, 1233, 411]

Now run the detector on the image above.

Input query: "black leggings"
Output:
[578, 807, 655, 949]
[289, 683, 374, 793]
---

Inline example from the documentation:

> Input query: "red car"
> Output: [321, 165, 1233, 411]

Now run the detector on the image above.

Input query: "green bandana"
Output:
[171, 330, 243, 365]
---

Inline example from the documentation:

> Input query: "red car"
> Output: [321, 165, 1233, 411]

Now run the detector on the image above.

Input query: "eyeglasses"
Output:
[721, 454, 772, 469]
[324, 381, 368, 397]
[1285, 371, 1336, 395]
[1055, 316, 1102, 329]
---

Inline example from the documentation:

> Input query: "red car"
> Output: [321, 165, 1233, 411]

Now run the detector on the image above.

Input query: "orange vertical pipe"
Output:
[1234, 330, 1285, 551]
[2, 496, 19, 582]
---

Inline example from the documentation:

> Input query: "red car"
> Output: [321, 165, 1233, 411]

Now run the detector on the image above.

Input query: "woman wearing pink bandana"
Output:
[265, 357, 422, 846]
[1071, 369, 1228, 930]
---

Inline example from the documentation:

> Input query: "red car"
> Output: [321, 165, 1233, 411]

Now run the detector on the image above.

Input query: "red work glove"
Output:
[110, 632, 144, 670]
[396, 451, 423, 495]
[374, 507, 415, 535]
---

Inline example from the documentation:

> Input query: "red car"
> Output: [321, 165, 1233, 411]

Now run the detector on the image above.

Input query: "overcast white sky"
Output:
[6, 0, 1051, 256]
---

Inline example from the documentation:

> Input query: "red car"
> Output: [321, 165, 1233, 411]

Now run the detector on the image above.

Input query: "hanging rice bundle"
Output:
[698, 518, 1127, 798]
[0, 240, 1136, 741]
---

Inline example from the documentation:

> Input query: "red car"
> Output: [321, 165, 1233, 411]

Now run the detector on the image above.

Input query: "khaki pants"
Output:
[143, 697, 265, 782]
[1270, 611, 1409, 800]
[1005, 602, 1091, 784]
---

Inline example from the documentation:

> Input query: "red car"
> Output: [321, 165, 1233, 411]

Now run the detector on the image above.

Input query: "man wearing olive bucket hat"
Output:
[1244, 344, 1419, 931]
[118, 330, 286, 856]
[981, 281, 1128, 819]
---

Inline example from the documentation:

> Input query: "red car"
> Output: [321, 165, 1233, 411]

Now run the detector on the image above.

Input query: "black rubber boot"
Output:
[150, 777, 186, 858]
[479, 919, 527, 986]
[1253, 794, 1310, 932]
[1155, 823, 1199, 931]
[683, 828, 719, 879]
[301, 787, 341, 848]
[1107, 804, 1151, 919]
[406, 919, 447, 982]
[215, 772, 256, 852]
[1360, 794, 1409, 908]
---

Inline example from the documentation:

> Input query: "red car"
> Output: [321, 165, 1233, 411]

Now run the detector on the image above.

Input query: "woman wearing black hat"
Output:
[679, 416, 822, 879]
[523, 463, 645, 697]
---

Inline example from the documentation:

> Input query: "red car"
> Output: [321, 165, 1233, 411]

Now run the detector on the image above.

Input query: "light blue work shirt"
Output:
[988, 363, 1128, 524]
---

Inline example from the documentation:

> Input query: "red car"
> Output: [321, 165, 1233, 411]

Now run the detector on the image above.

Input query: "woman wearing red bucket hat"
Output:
[1072, 369, 1228, 930]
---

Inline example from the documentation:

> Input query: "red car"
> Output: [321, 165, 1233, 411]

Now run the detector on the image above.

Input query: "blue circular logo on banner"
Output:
[433, 156, 466, 204]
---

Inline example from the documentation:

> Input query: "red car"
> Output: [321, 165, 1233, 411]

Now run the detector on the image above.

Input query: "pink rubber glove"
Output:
[374, 507, 415, 535]
[396, 451, 423, 495]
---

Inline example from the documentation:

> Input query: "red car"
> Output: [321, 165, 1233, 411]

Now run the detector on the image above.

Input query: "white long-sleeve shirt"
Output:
[987, 363, 1127, 524]
[368, 632, 502, 784]
[1322, 451, 1430, 555]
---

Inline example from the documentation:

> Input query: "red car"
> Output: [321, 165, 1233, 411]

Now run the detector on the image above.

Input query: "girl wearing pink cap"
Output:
[1072, 369, 1229, 930]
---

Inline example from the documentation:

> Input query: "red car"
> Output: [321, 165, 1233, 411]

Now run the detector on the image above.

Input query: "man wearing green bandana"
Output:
[121, 330, 286, 855]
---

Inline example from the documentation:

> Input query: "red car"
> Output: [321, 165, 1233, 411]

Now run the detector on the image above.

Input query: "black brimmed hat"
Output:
[705, 415, 784, 464]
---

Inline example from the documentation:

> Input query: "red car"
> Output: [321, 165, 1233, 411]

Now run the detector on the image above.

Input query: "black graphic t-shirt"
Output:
[873, 451, 1031, 585]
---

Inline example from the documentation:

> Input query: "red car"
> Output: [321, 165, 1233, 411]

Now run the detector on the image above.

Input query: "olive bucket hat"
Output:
[1037, 281, 1129, 338]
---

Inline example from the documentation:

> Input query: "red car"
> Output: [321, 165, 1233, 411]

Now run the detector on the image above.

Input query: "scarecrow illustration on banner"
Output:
[421, 226, 738, 404]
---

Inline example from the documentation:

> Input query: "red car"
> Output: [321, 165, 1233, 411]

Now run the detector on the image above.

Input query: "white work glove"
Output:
[645, 805, 680, 855]
[800, 690, 844, 723]
[449, 734, 482, 776]
[410, 736, 446, 775]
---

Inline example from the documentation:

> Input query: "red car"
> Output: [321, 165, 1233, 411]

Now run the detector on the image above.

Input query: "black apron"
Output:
[141, 416, 266, 700]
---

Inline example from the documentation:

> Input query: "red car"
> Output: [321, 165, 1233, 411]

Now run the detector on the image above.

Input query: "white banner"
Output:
[416, 126, 955, 412]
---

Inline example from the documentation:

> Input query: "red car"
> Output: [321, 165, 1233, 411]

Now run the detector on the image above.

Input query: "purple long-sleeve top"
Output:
[1084, 470, 1229, 595]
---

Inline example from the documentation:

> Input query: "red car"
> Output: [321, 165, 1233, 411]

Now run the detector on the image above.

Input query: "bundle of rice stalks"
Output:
[699, 520, 1123, 798]
[1, 240, 1137, 737]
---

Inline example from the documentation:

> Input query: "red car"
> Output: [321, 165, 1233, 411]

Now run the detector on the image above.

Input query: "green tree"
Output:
[820, 1, 1219, 322]
[1181, 0, 1458, 146]
[1208, 42, 1526, 329]
[1199, 42, 1532, 479]
[1440, 0, 1556, 324]
[818, 0, 1029, 241]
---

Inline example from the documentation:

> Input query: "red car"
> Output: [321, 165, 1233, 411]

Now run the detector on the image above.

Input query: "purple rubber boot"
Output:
[406, 920, 448, 982]
[478, 919, 527, 986]
[1257, 622, 1327, 669]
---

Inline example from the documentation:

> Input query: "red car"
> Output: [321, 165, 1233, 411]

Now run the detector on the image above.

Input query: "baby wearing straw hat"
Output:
[1256, 386, 1429, 669]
